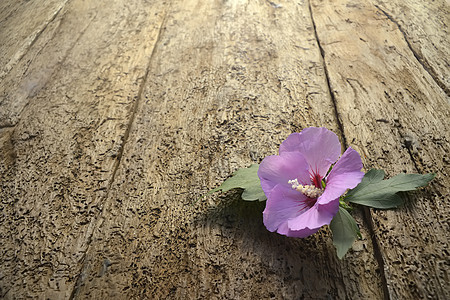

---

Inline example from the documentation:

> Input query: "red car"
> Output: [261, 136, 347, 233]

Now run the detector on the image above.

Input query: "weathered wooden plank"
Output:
[0, 0, 80, 128]
[0, 0, 69, 80]
[0, 0, 166, 298]
[73, 0, 383, 299]
[310, 0, 449, 298]
[372, 0, 450, 94]
[2, 0, 447, 298]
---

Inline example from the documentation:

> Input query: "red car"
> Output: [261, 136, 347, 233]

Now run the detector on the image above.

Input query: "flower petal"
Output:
[284, 226, 320, 238]
[270, 219, 319, 238]
[258, 152, 309, 197]
[287, 199, 339, 231]
[319, 147, 364, 205]
[275, 221, 292, 236]
[263, 184, 309, 233]
[279, 127, 341, 178]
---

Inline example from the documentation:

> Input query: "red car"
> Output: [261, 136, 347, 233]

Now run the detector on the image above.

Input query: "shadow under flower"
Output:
[192, 190, 349, 299]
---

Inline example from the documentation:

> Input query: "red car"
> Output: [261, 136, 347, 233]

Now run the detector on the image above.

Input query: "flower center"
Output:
[310, 170, 323, 189]
[288, 179, 324, 199]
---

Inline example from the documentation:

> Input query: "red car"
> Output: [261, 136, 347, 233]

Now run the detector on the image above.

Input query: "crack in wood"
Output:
[374, 4, 450, 97]
[362, 206, 392, 300]
[68, 10, 169, 300]
[0, 124, 15, 130]
[3, 7, 98, 130]
[308, 1, 391, 299]
[399, 129, 422, 173]
[374, 4, 445, 176]
[0, 0, 70, 80]
[307, 0, 348, 149]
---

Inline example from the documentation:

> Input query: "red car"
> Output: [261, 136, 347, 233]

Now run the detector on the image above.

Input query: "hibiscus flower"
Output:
[258, 127, 364, 238]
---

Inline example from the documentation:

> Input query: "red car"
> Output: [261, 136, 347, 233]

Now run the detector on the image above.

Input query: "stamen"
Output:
[289, 179, 324, 198]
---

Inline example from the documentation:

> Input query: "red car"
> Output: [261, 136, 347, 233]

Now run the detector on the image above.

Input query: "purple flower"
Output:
[258, 127, 364, 238]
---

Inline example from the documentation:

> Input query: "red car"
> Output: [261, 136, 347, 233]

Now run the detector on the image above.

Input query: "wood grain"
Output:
[1, 0, 448, 299]
[1, 0, 166, 298]
[73, 0, 382, 298]
[373, 0, 450, 94]
[310, 0, 449, 298]
[0, 0, 69, 80]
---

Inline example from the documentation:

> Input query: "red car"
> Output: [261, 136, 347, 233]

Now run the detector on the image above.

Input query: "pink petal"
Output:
[319, 147, 364, 205]
[287, 199, 339, 231]
[278, 219, 322, 237]
[279, 127, 341, 178]
[275, 221, 292, 236]
[263, 185, 309, 233]
[284, 227, 320, 238]
[258, 152, 309, 197]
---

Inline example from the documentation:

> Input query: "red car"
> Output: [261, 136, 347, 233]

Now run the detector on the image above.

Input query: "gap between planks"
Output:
[307, 0, 348, 148]
[11, 10, 98, 130]
[307, 1, 391, 299]
[0, 0, 70, 80]
[68, 9, 170, 300]
[374, 4, 450, 97]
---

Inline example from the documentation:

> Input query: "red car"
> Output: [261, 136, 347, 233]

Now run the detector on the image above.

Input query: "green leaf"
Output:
[207, 164, 267, 201]
[330, 207, 361, 259]
[346, 169, 435, 209]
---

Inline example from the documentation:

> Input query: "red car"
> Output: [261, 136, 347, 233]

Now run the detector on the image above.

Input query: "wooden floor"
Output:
[1, 0, 449, 299]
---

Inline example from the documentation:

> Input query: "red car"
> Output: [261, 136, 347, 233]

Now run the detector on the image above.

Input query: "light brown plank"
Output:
[74, 0, 383, 299]
[310, 0, 449, 298]
[3, 0, 447, 298]
[0, 0, 69, 80]
[0, 0, 82, 128]
[372, 0, 450, 94]
[0, 0, 166, 298]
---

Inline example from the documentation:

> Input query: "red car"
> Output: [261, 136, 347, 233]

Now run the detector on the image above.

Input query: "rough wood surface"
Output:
[1, 0, 167, 298]
[373, 0, 450, 94]
[0, 0, 68, 81]
[310, 1, 449, 299]
[1, 0, 448, 299]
